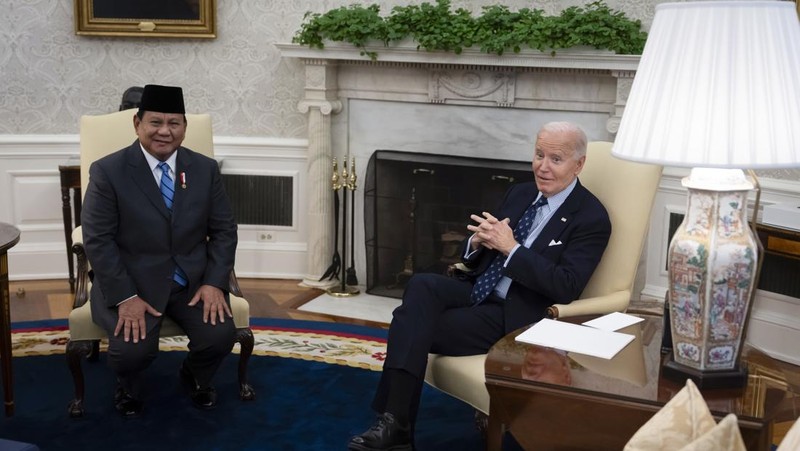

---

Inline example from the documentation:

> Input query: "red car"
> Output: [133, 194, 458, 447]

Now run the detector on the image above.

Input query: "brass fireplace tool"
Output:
[327, 157, 360, 297]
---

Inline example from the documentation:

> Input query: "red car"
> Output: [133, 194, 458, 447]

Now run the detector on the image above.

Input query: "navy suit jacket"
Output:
[82, 141, 237, 318]
[463, 180, 611, 333]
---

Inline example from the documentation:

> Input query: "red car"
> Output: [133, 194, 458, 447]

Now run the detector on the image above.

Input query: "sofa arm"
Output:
[546, 290, 631, 319]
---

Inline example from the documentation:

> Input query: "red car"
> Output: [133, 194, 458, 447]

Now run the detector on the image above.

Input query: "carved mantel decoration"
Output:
[430, 70, 516, 107]
[277, 42, 640, 287]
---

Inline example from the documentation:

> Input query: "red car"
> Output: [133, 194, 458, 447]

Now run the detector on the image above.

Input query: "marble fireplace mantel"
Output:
[277, 42, 640, 288]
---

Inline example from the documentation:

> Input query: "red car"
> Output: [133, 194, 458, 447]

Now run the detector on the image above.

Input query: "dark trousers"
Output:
[372, 273, 506, 427]
[104, 282, 236, 397]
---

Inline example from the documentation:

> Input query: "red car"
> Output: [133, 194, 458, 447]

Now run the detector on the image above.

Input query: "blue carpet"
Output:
[0, 319, 484, 451]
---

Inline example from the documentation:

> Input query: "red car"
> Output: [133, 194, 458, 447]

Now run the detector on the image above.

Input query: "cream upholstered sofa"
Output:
[777, 416, 800, 450]
[423, 141, 663, 418]
[66, 109, 255, 417]
[624, 379, 746, 451]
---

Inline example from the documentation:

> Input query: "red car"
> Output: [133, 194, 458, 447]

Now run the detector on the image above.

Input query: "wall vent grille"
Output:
[222, 174, 292, 226]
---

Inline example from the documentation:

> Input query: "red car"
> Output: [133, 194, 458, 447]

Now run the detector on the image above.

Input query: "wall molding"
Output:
[0, 135, 310, 281]
[747, 291, 800, 366]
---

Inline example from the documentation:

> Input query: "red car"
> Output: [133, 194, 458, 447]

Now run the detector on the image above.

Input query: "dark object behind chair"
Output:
[119, 86, 144, 111]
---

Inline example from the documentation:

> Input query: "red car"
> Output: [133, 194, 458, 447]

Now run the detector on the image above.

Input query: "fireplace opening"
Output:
[364, 150, 533, 298]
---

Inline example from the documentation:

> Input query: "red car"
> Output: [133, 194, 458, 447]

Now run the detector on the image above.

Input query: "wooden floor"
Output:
[8, 278, 387, 328]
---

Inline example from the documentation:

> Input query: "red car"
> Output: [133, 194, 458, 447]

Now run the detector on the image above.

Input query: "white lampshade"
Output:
[612, 1, 800, 169]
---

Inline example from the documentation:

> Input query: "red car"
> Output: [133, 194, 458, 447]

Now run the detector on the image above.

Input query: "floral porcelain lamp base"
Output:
[662, 355, 748, 389]
[666, 168, 758, 390]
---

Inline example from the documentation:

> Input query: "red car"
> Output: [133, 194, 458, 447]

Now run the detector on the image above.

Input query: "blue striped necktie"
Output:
[470, 196, 548, 305]
[158, 161, 188, 287]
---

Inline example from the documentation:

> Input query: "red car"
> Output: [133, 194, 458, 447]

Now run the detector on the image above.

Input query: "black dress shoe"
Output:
[114, 385, 142, 418]
[348, 412, 412, 451]
[179, 361, 218, 410]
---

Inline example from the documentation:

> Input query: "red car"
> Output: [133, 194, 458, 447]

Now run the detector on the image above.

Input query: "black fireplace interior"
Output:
[364, 150, 533, 298]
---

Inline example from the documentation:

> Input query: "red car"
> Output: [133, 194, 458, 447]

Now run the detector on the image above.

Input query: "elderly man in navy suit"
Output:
[349, 122, 612, 450]
[82, 84, 237, 417]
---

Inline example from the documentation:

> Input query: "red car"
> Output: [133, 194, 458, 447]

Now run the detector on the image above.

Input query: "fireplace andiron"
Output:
[327, 157, 360, 297]
[319, 158, 341, 283]
[345, 158, 359, 286]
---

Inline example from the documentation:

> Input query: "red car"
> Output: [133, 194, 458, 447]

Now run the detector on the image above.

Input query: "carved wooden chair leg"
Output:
[235, 327, 256, 401]
[66, 339, 94, 418]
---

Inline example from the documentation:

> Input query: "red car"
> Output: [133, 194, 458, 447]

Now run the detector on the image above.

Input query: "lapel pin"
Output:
[561, 217, 567, 222]
[180, 172, 187, 189]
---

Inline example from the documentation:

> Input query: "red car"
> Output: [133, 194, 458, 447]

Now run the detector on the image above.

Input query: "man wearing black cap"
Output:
[82, 84, 238, 417]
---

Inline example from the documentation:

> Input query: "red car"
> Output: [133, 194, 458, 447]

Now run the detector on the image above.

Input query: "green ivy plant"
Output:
[293, 0, 647, 60]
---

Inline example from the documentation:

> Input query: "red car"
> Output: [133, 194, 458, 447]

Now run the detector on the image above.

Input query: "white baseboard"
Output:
[746, 291, 800, 365]
[746, 318, 800, 366]
[7, 242, 69, 281]
[640, 284, 667, 302]
[234, 244, 308, 280]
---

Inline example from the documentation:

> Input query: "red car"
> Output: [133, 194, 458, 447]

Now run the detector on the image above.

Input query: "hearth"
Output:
[364, 150, 532, 298]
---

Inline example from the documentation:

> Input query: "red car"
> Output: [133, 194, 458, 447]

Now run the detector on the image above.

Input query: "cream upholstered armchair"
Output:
[424, 141, 663, 421]
[66, 109, 255, 418]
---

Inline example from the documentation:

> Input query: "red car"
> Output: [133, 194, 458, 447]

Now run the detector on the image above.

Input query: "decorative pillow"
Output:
[778, 417, 800, 451]
[680, 414, 745, 451]
[624, 379, 718, 450]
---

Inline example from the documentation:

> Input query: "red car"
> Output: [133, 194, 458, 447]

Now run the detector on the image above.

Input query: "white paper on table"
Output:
[581, 312, 644, 332]
[514, 318, 635, 360]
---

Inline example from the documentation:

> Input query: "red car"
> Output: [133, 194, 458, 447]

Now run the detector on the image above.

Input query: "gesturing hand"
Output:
[467, 211, 516, 254]
[188, 284, 233, 325]
[115, 296, 162, 343]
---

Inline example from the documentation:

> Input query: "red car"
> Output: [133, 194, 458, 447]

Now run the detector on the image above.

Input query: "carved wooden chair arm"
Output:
[72, 241, 90, 309]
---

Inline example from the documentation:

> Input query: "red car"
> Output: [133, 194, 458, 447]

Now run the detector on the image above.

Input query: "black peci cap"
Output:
[138, 84, 185, 114]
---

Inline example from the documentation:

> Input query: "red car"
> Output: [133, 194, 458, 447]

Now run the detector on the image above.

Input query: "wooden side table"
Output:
[1, 222, 21, 416]
[485, 314, 799, 450]
[59, 165, 81, 293]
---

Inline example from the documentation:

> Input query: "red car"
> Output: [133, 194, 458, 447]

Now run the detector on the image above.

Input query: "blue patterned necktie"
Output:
[158, 162, 175, 211]
[470, 196, 548, 305]
[158, 162, 188, 286]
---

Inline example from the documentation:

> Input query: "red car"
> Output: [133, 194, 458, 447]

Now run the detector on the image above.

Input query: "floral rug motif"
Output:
[11, 322, 388, 371]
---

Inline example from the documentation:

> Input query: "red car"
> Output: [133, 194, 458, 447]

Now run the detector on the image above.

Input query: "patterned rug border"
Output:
[11, 319, 388, 371]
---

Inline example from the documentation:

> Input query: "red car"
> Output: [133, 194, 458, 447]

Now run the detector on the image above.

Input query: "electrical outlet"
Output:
[257, 231, 277, 243]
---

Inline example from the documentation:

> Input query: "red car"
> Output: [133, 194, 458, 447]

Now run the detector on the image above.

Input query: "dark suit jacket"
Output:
[82, 141, 237, 320]
[463, 180, 611, 333]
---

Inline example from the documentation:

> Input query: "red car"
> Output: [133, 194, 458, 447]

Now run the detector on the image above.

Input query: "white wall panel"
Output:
[8, 170, 62, 227]
[0, 136, 309, 281]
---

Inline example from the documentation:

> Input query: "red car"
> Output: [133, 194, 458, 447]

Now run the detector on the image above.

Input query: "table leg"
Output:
[487, 401, 503, 451]
[1, 252, 14, 416]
